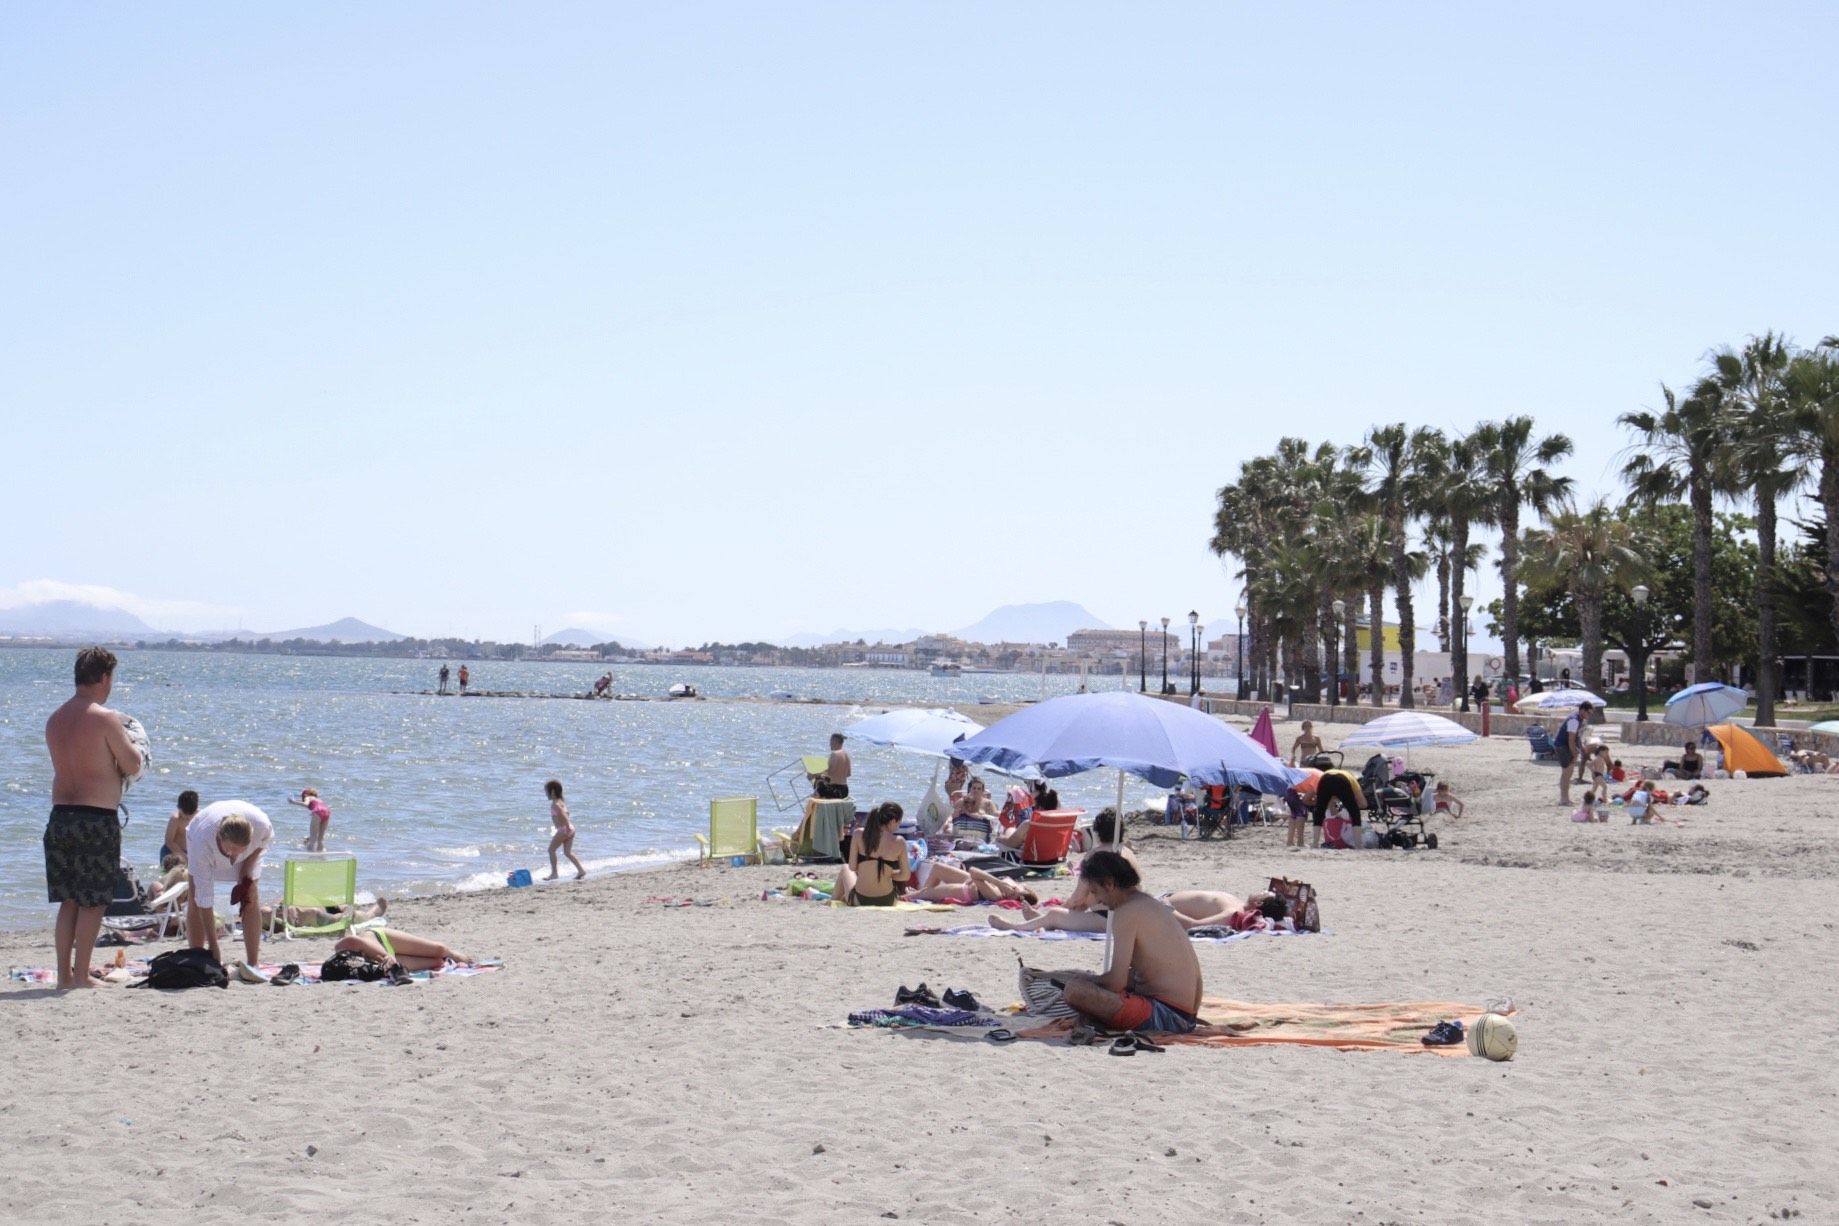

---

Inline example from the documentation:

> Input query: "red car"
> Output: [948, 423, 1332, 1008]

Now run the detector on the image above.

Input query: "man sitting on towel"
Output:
[1048, 851, 1202, 1034]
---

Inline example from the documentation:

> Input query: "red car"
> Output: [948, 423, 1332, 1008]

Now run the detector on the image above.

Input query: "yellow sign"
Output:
[1353, 626, 1403, 652]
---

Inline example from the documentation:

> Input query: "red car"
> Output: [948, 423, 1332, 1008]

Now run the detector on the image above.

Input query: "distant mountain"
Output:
[257, 617, 405, 643]
[0, 600, 157, 638]
[954, 602, 1112, 645]
[780, 627, 929, 648]
[542, 627, 611, 648]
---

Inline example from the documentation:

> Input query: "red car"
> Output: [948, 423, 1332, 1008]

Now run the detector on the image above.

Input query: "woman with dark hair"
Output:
[832, 803, 910, 906]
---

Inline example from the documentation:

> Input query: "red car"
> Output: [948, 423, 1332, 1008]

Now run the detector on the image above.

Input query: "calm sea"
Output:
[0, 648, 1134, 930]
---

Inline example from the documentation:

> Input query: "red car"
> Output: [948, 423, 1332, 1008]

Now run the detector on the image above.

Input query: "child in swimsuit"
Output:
[1431, 781, 1464, 818]
[287, 787, 332, 852]
[543, 779, 586, 880]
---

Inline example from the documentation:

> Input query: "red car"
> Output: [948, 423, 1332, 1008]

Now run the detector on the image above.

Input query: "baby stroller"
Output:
[1357, 754, 1437, 850]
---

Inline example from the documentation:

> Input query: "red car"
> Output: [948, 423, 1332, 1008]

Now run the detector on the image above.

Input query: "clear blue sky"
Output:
[4, 3, 1834, 645]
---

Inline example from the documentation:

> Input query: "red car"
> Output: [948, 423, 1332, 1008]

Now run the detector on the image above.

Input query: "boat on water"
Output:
[929, 661, 963, 676]
[666, 683, 699, 699]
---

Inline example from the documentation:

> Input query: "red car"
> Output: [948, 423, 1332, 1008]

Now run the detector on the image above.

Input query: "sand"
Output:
[2, 716, 1833, 1225]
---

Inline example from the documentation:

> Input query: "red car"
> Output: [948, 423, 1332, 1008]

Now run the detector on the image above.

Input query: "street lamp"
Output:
[1632, 583, 1651, 722]
[1458, 593, 1475, 712]
[1234, 601, 1247, 702]
[1138, 620, 1147, 693]
[1160, 617, 1170, 695]
[1330, 598, 1345, 708]
[1188, 610, 1200, 696]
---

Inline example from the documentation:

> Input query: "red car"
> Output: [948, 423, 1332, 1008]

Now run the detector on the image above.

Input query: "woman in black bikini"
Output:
[832, 803, 910, 907]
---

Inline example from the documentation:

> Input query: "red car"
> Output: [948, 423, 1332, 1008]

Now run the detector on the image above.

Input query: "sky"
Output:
[4, 3, 1835, 647]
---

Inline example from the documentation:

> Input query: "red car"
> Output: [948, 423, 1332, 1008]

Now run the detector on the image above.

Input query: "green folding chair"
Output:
[277, 856, 359, 939]
[694, 797, 759, 864]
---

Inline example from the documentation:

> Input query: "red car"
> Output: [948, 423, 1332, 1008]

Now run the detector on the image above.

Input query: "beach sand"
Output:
[2, 717, 1833, 1224]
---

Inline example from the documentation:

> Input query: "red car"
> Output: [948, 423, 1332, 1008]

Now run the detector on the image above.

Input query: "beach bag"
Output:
[319, 950, 389, 982]
[1016, 959, 1079, 1020]
[1268, 877, 1320, 932]
[131, 947, 228, 990]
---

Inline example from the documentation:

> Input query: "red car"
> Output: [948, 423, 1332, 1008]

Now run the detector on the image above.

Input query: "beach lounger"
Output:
[277, 856, 360, 940]
[1004, 809, 1081, 874]
[102, 878, 189, 938]
[695, 796, 760, 864]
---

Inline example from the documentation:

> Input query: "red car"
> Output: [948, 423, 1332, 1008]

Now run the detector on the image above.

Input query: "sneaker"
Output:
[894, 983, 941, 1007]
[385, 962, 416, 987]
[942, 988, 983, 1012]
[234, 961, 270, 985]
[270, 963, 300, 987]
[1421, 1020, 1466, 1046]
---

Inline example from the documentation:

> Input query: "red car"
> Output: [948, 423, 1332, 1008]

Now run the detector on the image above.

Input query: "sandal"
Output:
[1108, 1035, 1139, 1056]
[985, 1028, 1018, 1044]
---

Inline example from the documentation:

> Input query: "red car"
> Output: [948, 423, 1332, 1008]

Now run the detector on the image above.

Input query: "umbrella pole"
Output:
[1114, 771, 1125, 848]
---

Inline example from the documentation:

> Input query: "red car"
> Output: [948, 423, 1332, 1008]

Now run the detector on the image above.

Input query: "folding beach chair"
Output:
[276, 856, 359, 940]
[103, 877, 189, 939]
[951, 815, 995, 847]
[1527, 725, 1556, 761]
[695, 796, 760, 864]
[1005, 809, 1081, 874]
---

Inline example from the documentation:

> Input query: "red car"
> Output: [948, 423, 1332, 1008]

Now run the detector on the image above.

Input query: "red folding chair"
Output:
[1010, 808, 1082, 873]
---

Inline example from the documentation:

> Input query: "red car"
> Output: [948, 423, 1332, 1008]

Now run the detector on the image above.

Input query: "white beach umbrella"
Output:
[846, 707, 984, 758]
[1339, 711, 1478, 750]
[1514, 689, 1607, 713]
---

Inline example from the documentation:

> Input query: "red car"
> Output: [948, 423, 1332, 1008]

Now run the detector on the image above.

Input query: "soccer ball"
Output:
[1467, 1012, 1518, 1061]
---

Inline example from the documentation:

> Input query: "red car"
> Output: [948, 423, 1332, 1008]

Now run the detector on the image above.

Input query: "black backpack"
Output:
[131, 947, 229, 990]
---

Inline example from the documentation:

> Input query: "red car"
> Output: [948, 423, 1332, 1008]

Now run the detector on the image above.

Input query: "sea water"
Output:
[0, 648, 1136, 930]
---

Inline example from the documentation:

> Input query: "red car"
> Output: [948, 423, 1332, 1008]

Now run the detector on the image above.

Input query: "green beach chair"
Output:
[277, 856, 359, 939]
[695, 797, 759, 864]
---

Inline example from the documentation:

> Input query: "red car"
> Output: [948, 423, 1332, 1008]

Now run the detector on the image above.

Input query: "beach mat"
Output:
[903, 924, 1319, 944]
[1017, 997, 1509, 1055]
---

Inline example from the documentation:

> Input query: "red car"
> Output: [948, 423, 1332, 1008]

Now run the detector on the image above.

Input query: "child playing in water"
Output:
[1431, 780, 1464, 818]
[543, 779, 586, 881]
[287, 787, 332, 852]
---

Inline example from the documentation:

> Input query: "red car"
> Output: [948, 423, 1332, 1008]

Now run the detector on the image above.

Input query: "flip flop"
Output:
[985, 1028, 1018, 1044]
[1133, 1034, 1167, 1053]
[1108, 1035, 1139, 1056]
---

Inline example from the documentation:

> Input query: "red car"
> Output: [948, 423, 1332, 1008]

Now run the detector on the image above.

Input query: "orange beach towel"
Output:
[1019, 997, 1509, 1055]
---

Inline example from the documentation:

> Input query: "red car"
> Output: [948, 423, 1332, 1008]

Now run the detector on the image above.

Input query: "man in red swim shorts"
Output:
[1048, 850, 1203, 1034]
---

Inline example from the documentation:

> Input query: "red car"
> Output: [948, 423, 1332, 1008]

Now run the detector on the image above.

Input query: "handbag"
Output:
[1268, 876, 1320, 932]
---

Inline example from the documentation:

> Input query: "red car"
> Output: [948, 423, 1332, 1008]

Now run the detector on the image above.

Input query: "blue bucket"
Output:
[506, 868, 533, 888]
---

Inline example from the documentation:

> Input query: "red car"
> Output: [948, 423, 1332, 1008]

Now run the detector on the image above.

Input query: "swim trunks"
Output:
[1109, 992, 1199, 1034]
[44, 805, 121, 906]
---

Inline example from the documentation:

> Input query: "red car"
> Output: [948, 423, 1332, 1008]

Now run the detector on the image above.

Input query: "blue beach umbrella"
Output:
[948, 691, 1302, 795]
[1664, 682, 1749, 729]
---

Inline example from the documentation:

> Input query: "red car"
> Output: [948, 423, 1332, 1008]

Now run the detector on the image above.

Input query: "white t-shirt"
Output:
[186, 800, 275, 901]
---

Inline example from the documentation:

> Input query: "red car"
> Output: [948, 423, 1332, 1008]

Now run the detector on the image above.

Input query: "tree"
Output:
[1712, 332, 1799, 724]
[1518, 498, 1645, 692]
[1473, 417, 1573, 689]
[1620, 380, 1729, 684]
[1417, 429, 1493, 708]
[1785, 340, 1839, 657]
[1365, 424, 1439, 706]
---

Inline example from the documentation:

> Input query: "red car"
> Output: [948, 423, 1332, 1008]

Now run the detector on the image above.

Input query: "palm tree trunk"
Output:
[1824, 454, 1839, 659]
[1690, 474, 1715, 682]
[1435, 550, 1451, 653]
[1342, 597, 1359, 702]
[1579, 592, 1604, 696]
[1391, 512, 1416, 709]
[1450, 517, 1471, 709]
[1756, 494, 1779, 726]
[1500, 496, 1522, 684]
[1368, 586, 1385, 706]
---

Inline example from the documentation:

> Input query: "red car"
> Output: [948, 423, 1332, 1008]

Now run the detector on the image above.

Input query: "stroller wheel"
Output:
[1425, 832, 1439, 850]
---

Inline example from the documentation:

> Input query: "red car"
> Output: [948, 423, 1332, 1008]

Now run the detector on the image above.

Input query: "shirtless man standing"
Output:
[1051, 851, 1203, 1035]
[1288, 720, 1325, 767]
[44, 647, 144, 989]
[812, 732, 852, 799]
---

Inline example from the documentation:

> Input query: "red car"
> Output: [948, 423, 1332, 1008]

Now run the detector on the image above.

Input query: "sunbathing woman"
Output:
[831, 802, 910, 907]
[331, 928, 469, 973]
[906, 859, 1038, 905]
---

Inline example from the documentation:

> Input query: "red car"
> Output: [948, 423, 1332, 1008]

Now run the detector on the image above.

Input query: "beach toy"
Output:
[1466, 1012, 1518, 1062]
[119, 714, 151, 787]
[506, 869, 533, 888]
[1733, 770, 1748, 780]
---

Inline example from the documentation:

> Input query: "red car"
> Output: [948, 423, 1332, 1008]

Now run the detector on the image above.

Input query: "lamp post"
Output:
[1160, 617, 1170, 695]
[1458, 593, 1474, 712]
[1632, 583, 1651, 722]
[1330, 599, 1345, 708]
[1234, 601, 1247, 702]
[1188, 610, 1200, 696]
[1138, 620, 1147, 693]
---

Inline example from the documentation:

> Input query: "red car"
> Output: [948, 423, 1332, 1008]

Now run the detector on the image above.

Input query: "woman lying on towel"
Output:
[331, 928, 470, 975]
[832, 803, 911, 907]
[906, 860, 1038, 906]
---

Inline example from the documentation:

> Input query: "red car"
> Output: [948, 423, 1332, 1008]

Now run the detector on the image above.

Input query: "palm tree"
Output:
[1342, 512, 1393, 704]
[1366, 424, 1441, 707]
[1711, 333, 1798, 724]
[1786, 340, 1839, 652]
[1473, 418, 1573, 690]
[1620, 382, 1728, 684]
[1520, 499, 1645, 690]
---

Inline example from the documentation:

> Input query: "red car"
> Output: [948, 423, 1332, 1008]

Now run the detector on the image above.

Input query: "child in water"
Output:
[543, 779, 586, 881]
[287, 787, 332, 852]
